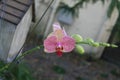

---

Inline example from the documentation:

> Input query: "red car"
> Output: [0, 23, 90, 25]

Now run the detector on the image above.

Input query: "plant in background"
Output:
[57, 0, 120, 40]
[107, 0, 120, 42]
[57, 0, 105, 19]
[57, 0, 119, 19]
[0, 61, 35, 80]
[100, 72, 109, 78]
[110, 69, 120, 77]
[52, 65, 66, 74]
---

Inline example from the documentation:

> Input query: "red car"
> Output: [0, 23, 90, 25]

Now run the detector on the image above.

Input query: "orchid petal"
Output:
[44, 36, 57, 53]
[61, 36, 75, 52]
[53, 22, 61, 31]
[44, 22, 75, 55]
[53, 23, 64, 41]
[63, 27, 67, 36]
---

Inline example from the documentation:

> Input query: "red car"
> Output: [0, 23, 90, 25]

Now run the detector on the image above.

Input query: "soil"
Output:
[24, 41, 120, 80]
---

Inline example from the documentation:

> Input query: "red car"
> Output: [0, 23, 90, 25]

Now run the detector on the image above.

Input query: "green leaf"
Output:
[52, 65, 66, 74]
[107, 0, 117, 17]
[76, 76, 86, 80]
[92, 0, 98, 4]
[101, 0, 105, 4]
[100, 73, 108, 78]
[110, 69, 120, 77]
[6, 63, 35, 80]
[117, 1, 120, 11]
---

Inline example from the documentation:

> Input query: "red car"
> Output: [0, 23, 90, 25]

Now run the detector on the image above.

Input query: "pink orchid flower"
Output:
[44, 22, 75, 56]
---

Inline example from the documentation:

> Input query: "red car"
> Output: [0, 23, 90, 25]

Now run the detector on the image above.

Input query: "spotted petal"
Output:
[61, 36, 75, 52]
[44, 36, 57, 53]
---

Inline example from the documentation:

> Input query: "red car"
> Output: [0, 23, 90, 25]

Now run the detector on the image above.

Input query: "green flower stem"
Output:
[0, 45, 43, 73]
[0, 63, 10, 72]
[76, 41, 118, 47]
[16, 45, 42, 60]
[76, 41, 89, 44]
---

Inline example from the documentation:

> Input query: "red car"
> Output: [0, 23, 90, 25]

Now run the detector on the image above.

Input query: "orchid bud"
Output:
[105, 43, 110, 47]
[75, 44, 85, 54]
[92, 42, 99, 47]
[99, 43, 110, 47]
[86, 38, 94, 43]
[72, 34, 83, 42]
[111, 44, 118, 48]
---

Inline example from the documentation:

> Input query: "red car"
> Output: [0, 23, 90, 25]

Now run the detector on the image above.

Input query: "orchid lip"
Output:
[57, 42, 62, 47]
[56, 46, 63, 57]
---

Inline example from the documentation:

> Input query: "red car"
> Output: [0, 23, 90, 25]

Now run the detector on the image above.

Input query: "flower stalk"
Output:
[0, 45, 43, 73]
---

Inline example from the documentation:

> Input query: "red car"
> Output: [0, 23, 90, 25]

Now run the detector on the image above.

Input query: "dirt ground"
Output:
[24, 41, 120, 80]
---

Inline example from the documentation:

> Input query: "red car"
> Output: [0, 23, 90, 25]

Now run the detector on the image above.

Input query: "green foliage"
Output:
[52, 65, 66, 74]
[117, 1, 120, 11]
[0, 61, 7, 78]
[57, 0, 120, 22]
[107, 0, 120, 41]
[58, 0, 105, 18]
[0, 61, 6, 70]
[0, 46, 42, 80]
[58, 0, 120, 40]
[0, 62, 35, 80]
[110, 69, 120, 77]
[107, 0, 120, 18]
[75, 76, 86, 80]
[57, 2, 79, 18]
[111, 9, 120, 41]
[100, 73, 109, 78]
[107, 0, 118, 17]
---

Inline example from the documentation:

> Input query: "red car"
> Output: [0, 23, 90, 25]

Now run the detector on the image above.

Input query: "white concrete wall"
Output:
[0, 20, 16, 61]
[45, 0, 118, 58]
[92, 7, 119, 58]
[33, 0, 60, 38]
[33, 0, 52, 36]
[10, 0, 117, 59]
[7, 6, 32, 62]
[61, 0, 111, 52]
[58, 0, 119, 58]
